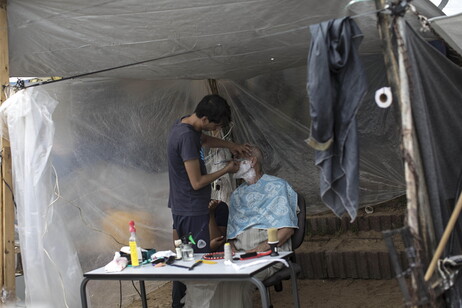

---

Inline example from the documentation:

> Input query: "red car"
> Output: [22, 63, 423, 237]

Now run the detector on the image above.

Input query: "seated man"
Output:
[184, 145, 299, 308]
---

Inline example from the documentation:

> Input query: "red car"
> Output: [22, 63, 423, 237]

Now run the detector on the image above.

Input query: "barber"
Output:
[167, 94, 250, 307]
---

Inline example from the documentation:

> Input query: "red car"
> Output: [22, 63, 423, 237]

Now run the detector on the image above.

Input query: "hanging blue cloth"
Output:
[306, 17, 367, 221]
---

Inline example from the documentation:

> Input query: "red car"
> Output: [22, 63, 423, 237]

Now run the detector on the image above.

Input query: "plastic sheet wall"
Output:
[0, 60, 405, 307]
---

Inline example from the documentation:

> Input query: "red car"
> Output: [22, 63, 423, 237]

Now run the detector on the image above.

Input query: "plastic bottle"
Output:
[174, 239, 183, 260]
[224, 242, 233, 263]
[181, 235, 195, 261]
[128, 220, 142, 267]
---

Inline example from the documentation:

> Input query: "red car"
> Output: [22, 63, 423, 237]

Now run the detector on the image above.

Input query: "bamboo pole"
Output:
[0, 0, 15, 303]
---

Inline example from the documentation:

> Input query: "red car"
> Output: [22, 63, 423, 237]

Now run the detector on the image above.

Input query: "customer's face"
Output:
[234, 159, 252, 179]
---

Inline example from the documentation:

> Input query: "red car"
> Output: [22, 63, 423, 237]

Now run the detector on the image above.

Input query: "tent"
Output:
[1, 0, 462, 307]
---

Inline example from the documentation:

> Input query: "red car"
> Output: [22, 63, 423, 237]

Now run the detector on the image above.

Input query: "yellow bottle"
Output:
[129, 220, 141, 267]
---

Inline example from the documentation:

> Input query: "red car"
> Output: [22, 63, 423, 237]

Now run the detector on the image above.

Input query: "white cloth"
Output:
[104, 252, 128, 272]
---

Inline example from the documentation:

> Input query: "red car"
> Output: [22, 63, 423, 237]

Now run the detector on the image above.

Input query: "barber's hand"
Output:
[230, 143, 252, 157]
[225, 160, 239, 173]
[210, 236, 226, 251]
[208, 199, 220, 212]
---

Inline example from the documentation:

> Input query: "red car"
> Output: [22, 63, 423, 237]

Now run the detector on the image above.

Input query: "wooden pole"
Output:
[395, 15, 419, 238]
[0, 0, 15, 303]
[375, 0, 400, 99]
[375, 0, 436, 304]
[425, 192, 462, 281]
[395, 14, 436, 260]
[375, 0, 435, 254]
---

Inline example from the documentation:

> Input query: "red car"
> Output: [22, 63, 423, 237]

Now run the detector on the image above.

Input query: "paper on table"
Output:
[231, 258, 288, 271]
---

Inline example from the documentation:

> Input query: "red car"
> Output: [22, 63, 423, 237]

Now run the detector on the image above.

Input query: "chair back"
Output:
[291, 192, 306, 250]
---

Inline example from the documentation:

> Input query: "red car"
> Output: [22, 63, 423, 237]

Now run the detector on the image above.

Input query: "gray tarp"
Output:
[3, 0, 461, 307]
[405, 22, 462, 305]
[430, 13, 462, 57]
[7, 0, 442, 80]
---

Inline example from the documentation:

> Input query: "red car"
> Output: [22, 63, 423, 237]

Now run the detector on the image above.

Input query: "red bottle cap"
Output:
[129, 220, 136, 232]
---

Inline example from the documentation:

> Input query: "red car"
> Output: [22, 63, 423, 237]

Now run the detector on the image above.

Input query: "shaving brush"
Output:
[267, 228, 279, 256]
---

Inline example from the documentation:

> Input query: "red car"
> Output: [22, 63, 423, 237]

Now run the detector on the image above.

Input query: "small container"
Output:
[182, 243, 194, 261]
[174, 239, 182, 260]
[224, 242, 233, 263]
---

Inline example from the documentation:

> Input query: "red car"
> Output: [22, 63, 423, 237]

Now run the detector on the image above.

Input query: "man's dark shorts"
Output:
[172, 214, 210, 253]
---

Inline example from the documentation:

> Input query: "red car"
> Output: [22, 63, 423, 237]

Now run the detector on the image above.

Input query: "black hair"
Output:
[194, 95, 231, 126]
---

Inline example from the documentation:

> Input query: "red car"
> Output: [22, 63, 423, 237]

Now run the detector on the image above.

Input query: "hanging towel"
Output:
[306, 17, 367, 221]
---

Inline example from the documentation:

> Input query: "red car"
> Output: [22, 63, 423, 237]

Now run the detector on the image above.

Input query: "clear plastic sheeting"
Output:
[1, 58, 406, 306]
[7, 0, 443, 80]
[0, 89, 81, 308]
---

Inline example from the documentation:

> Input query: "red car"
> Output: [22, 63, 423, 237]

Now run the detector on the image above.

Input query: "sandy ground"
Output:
[127, 278, 404, 308]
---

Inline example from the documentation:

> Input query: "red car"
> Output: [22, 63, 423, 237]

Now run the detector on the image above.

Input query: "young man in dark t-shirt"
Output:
[167, 94, 249, 307]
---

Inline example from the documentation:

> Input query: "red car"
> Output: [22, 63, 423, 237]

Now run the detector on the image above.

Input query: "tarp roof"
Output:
[430, 12, 462, 56]
[8, 0, 443, 80]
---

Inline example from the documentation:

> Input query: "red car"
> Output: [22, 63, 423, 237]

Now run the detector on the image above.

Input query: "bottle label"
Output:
[129, 241, 140, 267]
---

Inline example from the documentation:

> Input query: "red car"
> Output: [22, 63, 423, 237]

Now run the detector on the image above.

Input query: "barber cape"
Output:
[227, 174, 298, 239]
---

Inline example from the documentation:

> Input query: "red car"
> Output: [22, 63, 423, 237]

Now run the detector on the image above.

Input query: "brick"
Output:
[367, 252, 381, 279]
[381, 215, 392, 231]
[327, 216, 339, 234]
[370, 216, 381, 232]
[298, 252, 312, 279]
[340, 216, 349, 233]
[358, 216, 370, 231]
[320, 218, 328, 234]
[348, 217, 359, 233]
[344, 251, 358, 278]
[357, 251, 369, 279]
[307, 218, 316, 234]
[326, 252, 335, 278]
[338, 252, 347, 278]
[391, 214, 404, 229]
[311, 251, 326, 279]
[379, 252, 392, 279]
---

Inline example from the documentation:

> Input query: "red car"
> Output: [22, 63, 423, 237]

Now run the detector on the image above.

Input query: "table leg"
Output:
[80, 277, 90, 308]
[140, 280, 148, 308]
[250, 277, 270, 308]
[288, 261, 300, 308]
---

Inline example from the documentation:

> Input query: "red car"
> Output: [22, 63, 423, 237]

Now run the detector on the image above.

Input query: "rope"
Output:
[23, 45, 218, 89]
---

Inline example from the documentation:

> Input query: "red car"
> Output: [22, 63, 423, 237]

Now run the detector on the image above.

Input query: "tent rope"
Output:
[21, 45, 219, 89]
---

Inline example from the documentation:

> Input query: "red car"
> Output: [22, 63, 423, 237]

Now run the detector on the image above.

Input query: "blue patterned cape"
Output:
[227, 174, 298, 239]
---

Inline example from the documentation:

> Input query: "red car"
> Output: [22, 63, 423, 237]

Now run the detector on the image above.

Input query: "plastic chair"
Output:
[262, 192, 306, 307]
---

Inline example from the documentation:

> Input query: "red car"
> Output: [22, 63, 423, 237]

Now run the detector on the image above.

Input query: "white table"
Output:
[81, 251, 300, 308]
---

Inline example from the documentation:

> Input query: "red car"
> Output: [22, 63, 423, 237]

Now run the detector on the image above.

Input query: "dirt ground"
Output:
[127, 278, 404, 308]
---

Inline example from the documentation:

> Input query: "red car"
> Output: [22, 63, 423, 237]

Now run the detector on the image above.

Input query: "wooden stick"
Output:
[0, 0, 15, 302]
[425, 192, 462, 281]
